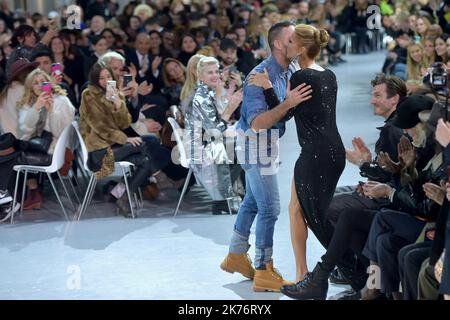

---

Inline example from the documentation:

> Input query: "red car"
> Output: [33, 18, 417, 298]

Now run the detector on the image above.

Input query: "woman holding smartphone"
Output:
[16, 68, 75, 209]
[79, 62, 162, 216]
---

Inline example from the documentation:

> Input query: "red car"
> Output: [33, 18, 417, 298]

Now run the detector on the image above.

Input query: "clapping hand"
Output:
[378, 136, 416, 173]
[398, 136, 416, 168]
[435, 118, 450, 148]
[346, 137, 372, 167]
[137, 81, 153, 96]
[423, 182, 445, 205]
[378, 151, 403, 173]
[362, 181, 392, 199]
[151, 56, 163, 73]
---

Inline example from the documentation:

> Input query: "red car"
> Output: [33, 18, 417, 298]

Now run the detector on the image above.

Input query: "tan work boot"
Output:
[220, 253, 255, 279]
[253, 260, 294, 292]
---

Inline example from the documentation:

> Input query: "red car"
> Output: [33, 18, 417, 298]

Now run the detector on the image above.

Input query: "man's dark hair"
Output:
[268, 21, 295, 51]
[11, 24, 36, 48]
[30, 49, 54, 63]
[371, 73, 407, 99]
[220, 38, 237, 51]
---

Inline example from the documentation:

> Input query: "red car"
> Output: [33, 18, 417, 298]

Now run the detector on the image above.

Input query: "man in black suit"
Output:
[125, 32, 168, 123]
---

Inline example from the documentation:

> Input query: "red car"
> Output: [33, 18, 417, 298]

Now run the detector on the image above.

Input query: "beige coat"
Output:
[0, 82, 24, 137]
[19, 94, 75, 154]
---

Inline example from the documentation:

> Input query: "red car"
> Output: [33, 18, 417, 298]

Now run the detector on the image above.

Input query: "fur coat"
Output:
[79, 85, 131, 179]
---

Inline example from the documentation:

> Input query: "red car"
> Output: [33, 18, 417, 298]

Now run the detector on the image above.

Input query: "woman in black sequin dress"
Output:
[248, 24, 345, 285]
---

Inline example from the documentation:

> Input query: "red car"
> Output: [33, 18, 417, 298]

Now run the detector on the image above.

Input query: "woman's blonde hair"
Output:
[180, 54, 205, 101]
[17, 68, 66, 108]
[196, 56, 219, 81]
[425, 24, 443, 40]
[162, 58, 186, 87]
[133, 4, 153, 19]
[196, 45, 215, 57]
[293, 24, 329, 60]
[406, 43, 427, 82]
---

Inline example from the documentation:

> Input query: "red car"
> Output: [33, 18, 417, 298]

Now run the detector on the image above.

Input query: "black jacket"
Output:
[359, 110, 403, 183]
[391, 152, 446, 221]
[125, 49, 164, 93]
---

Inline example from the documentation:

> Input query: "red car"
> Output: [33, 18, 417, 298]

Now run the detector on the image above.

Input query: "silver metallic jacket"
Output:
[183, 81, 234, 200]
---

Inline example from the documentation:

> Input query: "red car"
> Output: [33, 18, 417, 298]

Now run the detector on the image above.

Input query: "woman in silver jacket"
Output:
[184, 56, 243, 214]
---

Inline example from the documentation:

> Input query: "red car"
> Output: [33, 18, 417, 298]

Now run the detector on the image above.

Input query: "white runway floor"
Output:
[0, 52, 387, 299]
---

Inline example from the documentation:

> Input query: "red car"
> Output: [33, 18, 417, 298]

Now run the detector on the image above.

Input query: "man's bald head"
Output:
[135, 32, 151, 55]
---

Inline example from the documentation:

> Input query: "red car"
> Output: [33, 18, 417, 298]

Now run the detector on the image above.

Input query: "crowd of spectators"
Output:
[0, 0, 449, 301]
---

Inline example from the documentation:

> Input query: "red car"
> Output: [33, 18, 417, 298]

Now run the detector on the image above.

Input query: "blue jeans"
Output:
[229, 163, 280, 268]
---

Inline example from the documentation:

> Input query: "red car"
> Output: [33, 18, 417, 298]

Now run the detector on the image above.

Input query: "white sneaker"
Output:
[0, 203, 20, 222]
[0, 190, 12, 205]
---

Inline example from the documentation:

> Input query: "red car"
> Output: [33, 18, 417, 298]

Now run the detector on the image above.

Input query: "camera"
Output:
[429, 62, 448, 91]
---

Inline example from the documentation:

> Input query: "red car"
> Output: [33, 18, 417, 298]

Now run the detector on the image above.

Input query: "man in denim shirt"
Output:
[220, 21, 313, 292]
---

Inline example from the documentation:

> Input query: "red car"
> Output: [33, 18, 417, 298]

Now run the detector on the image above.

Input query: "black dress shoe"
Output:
[280, 263, 330, 300]
[329, 267, 350, 285]
[328, 288, 361, 300]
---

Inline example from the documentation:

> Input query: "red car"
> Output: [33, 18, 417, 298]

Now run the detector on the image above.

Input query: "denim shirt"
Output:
[236, 56, 296, 170]
[237, 55, 289, 135]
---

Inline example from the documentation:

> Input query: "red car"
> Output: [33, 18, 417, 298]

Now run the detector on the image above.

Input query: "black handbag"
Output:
[26, 130, 53, 154]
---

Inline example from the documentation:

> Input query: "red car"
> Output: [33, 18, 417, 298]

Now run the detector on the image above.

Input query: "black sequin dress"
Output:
[264, 68, 346, 245]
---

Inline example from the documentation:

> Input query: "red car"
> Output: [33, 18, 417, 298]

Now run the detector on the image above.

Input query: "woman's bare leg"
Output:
[289, 177, 308, 282]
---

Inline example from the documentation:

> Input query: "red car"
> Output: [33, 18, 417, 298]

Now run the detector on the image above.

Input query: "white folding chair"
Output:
[167, 118, 193, 217]
[72, 121, 140, 220]
[10, 125, 75, 223]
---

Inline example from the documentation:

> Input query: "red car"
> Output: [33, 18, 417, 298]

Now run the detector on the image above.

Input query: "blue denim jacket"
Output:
[237, 55, 289, 136]
[236, 56, 295, 170]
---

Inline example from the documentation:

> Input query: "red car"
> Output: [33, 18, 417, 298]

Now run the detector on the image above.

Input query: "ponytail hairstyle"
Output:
[293, 24, 329, 60]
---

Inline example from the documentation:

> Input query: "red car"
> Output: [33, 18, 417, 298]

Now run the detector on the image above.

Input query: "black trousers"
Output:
[112, 144, 154, 194]
[398, 241, 432, 300]
[322, 207, 377, 270]
[363, 209, 426, 294]
[326, 191, 389, 228]
[318, 191, 389, 290]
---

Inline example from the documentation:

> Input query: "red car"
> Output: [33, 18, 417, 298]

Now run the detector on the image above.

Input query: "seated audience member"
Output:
[177, 33, 199, 67]
[84, 35, 109, 80]
[399, 103, 450, 300]
[361, 95, 444, 300]
[5, 24, 57, 78]
[435, 33, 449, 63]
[161, 58, 185, 106]
[79, 63, 161, 217]
[406, 43, 428, 93]
[184, 56, 243, 214]
[30, 49, 77, 107]
[384, 31, 411, 80]
[126, 32, 169, 114]
[13, 68, 75, 210]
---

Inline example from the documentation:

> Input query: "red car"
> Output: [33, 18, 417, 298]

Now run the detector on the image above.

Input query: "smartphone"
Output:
[123, 74, 132, 87]
[41, 82, 52, 95]
[107, 80, 116, 91]
[228, 65, 238, 74]
[447, 166, 450, 182]
[106, 80, 117, 100]
[51, 63, 62, 76]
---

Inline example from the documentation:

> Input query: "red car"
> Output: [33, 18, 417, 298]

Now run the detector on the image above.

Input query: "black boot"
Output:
[280, 262, 330, 300]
